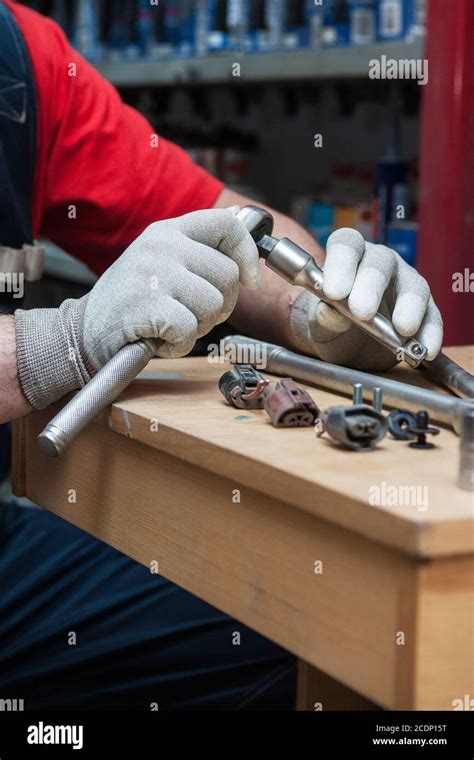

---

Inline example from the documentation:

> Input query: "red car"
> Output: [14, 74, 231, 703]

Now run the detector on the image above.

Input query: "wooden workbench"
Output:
[12, 346, 474, 711]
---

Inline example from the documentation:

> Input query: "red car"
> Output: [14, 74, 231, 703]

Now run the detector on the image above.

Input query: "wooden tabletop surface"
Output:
[103, 345, 474, 560]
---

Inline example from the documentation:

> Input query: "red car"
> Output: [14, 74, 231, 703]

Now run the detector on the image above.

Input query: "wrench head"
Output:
[401, 339, 428, 368]
[237, 205, 274, 242]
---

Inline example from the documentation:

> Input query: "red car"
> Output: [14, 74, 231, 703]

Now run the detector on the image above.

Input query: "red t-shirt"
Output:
[5, 0, 224, 275]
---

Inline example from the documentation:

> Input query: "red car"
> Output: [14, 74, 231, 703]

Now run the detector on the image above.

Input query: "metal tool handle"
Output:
[307, 262, 426, 366]
[38, 339, 157, 457]
[421, 352, 474, 399]
[261, 236, 428, 367]
[236, 208, 428, 368]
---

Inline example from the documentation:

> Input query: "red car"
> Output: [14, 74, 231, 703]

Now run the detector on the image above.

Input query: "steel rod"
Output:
[420, 352, 474, 399]
[222, 336, 474, 435]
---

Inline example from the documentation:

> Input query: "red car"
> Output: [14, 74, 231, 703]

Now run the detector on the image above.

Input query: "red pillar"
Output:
[418, 0, 474, 345]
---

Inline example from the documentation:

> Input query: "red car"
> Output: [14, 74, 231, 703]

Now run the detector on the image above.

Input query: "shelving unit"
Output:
[95, 40, 424, 88]
[92, 0, 472, 345]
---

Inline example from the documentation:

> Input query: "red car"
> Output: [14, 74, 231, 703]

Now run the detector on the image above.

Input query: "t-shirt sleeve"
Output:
[8, 1, 224, 275]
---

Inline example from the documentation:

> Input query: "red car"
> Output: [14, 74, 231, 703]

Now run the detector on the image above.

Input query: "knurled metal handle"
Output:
[37, 339, 158, 457]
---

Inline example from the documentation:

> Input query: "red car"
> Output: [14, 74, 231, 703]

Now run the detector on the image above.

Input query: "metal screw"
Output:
[408, 411, 440, 450]
[373, 387, 383, 413]
[352, 383, 363, 406]
[412, 343, 424, 356]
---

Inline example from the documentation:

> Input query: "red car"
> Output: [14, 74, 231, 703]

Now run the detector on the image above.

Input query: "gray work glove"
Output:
[289, 228, 443, 371]
[16, 208, 259, 410]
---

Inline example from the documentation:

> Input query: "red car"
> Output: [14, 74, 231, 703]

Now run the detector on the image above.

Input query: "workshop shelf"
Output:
[94, 41, 424, 88]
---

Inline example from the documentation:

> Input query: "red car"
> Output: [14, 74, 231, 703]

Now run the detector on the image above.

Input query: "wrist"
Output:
[0, 315, 32, 422]
[15, 297, 93, 411]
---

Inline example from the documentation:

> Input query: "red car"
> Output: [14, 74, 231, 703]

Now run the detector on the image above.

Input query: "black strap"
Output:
[0, 1, 38, 314]
[0, 4, 38, 480]
[0, 0, 37, 246]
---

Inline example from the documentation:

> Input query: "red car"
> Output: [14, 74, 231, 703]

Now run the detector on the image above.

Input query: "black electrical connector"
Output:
[219, 364, 268, 410]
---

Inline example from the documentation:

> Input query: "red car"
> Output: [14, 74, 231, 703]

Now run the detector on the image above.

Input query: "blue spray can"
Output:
[376, 0, 407, 41]
[322, 0, 350, 47]
[247, 0, 266, 52]
[207, 0, 229, 52]
[136, 0, 154, 58]
[107, 0, 129, 60]
[348, 0, 376, 45]
[179, 0, 196, 57]
[264, 0, 285, 51]
[283, 0, 310, 50]
[164, 0, 181, 48]
[195, 0, 210, 56]
[405, 0, 426, 40]
[307, 0, 325, 49]
[73, 0, 101, 60]
[227, 0, 249, 51]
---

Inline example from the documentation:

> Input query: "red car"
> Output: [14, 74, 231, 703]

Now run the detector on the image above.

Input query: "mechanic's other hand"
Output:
[289, 228, 443, 371]
[83, 207, 259, 367]
[15, 208, 259, 410]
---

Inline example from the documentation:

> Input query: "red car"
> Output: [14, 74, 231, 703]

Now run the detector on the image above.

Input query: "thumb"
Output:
[309, 299, 352, 336]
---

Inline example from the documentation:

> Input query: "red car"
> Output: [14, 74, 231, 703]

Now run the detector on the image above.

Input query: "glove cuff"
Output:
[15, 296, 94, 411]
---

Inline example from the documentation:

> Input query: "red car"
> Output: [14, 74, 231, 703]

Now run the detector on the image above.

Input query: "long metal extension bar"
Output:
[222, 336, 474, 435]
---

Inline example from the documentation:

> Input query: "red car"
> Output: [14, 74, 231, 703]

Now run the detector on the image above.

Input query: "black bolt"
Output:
[408, 411, 440, 450]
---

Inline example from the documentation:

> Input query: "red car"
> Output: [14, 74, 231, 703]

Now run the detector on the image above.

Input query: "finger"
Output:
[311, 300, 352, 334]
[180, 238, 240, 317]
[348, 243, 397, 320]
[392, 263, 431, 336]
[415, 297, 443, 360]
[323, 228, 366, 301]
[174, 268, 230, 337]
[152, 297, 199, 358]
[181, 208, 260, 290]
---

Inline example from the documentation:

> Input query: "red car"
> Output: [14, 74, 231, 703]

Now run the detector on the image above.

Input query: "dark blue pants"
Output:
[0, 502, 296, 710]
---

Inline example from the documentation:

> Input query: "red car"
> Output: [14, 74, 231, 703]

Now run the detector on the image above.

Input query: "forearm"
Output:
[214, 187, 324, 346]
[0, 316, 33, 423]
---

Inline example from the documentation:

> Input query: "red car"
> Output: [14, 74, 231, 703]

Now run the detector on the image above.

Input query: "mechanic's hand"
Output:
[289, 228, 443, 371]
[15, 208, 259, 410]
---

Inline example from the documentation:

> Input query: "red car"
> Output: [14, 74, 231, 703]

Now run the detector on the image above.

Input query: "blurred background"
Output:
[17, 0, 473, 346]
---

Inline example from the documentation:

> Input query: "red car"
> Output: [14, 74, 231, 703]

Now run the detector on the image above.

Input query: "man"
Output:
[0, 1, 442, 709]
